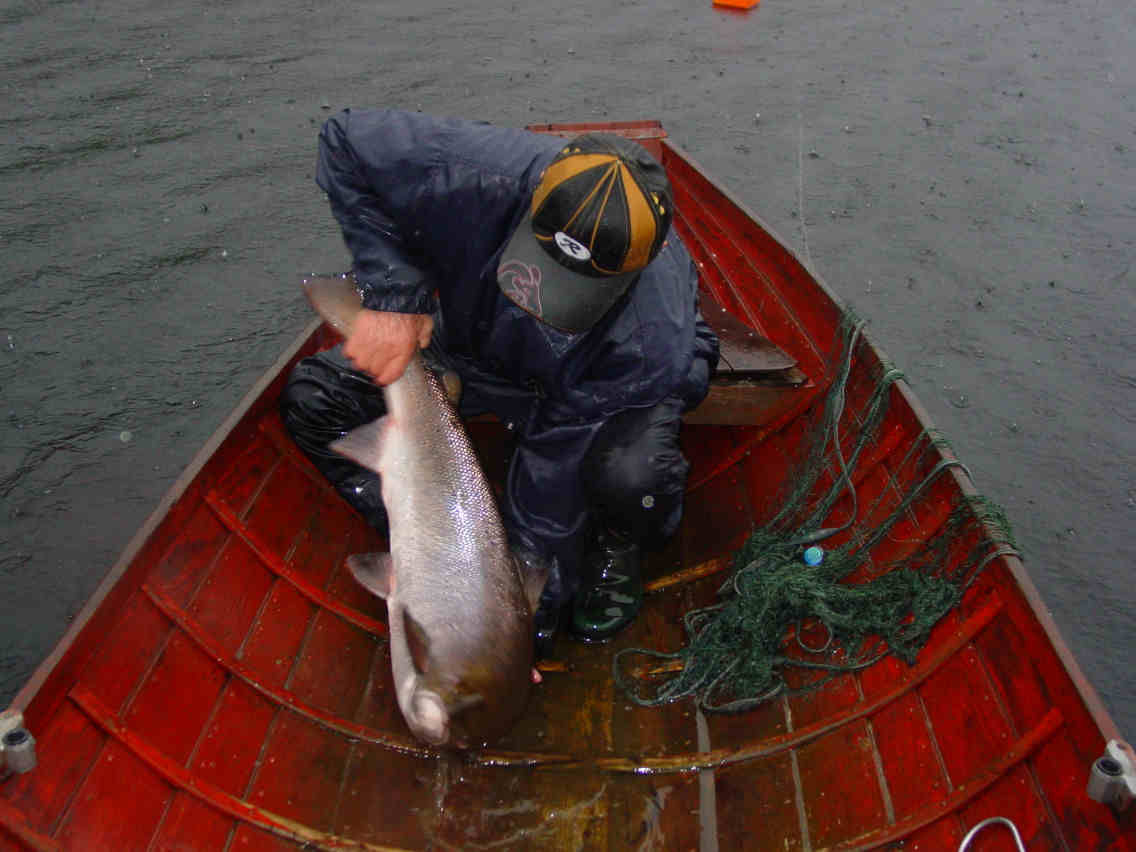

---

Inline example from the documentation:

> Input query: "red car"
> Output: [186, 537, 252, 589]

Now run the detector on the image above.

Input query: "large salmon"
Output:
[302, 275, 546, 749]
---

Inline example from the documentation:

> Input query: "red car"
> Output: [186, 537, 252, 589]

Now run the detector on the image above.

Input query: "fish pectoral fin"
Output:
[403, 608, 432, 676]
[347, 552, 394, 599]
[329, 417, 389, 473]
[516, 553, 551, 616]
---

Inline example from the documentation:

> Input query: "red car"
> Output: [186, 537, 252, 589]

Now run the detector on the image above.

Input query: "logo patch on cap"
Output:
[554, 231, 591, 262]
[498, 259, 544, 318]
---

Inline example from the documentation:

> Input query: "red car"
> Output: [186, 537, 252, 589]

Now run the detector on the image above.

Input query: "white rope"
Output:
[957, 817, 1026, 852]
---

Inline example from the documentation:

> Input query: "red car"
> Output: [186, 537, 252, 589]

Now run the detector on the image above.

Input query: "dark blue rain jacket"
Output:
[315, 108, 719, 571]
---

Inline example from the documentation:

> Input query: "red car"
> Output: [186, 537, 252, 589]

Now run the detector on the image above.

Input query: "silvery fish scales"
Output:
[304, 275, 542, 748]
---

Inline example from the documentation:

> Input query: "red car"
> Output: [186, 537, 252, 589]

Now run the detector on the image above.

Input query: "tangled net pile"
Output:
[614, 317, 1019, 713]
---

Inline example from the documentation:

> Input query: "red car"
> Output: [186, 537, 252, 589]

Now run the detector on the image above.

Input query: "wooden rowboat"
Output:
[1, 121, 1131, 851]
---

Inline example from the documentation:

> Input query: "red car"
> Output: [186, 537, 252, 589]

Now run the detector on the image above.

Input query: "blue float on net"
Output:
[803, 546, 825, 567]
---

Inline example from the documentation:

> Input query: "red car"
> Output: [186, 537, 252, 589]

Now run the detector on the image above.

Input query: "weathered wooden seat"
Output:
[684, 289, 809, 426]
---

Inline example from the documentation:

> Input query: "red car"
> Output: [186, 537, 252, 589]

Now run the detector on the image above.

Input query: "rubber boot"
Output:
[532, 598, 563, 660]
[570, 529, 643, 642]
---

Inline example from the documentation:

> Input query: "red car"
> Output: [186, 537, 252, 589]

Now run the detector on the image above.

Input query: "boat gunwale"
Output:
[10, 319, 325, 727]
[3, 122, 1126, 849]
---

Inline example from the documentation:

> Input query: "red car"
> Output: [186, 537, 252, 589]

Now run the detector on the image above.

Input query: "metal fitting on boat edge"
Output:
[0, 709, 37, 775]
[1086, 739, 1136, 810]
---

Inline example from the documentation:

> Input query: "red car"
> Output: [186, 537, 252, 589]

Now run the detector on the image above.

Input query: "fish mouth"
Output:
[410, 692, 449, 746]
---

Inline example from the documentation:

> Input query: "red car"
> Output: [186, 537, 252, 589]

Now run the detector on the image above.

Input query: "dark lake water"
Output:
[2, 0, 1132, 741]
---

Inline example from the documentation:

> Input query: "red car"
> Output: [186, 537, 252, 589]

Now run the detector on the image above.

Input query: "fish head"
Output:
[394, 594, 536, 750]
[404, 682, 490, 750]
[412, 658, 533, 750]
[406, 689, 450, 747]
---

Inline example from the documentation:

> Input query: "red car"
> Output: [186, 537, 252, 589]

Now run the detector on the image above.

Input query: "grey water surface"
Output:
[1, 0, 1133, 740]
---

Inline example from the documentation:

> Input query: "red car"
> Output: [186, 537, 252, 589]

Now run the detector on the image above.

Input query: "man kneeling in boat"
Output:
[280, 109, 719, 653]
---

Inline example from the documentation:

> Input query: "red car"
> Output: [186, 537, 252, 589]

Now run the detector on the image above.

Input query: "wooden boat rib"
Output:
[2, 121, 1131, 850]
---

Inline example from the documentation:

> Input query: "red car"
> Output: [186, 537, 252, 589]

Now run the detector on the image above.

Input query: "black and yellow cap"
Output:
[497, 133, 673, 332]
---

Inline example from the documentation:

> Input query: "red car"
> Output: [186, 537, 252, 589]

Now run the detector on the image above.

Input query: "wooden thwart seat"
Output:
[684, 289, 809, 426]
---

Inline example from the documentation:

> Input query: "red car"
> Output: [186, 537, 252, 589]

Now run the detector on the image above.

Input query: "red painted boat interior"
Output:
[1, 122, 1131, 850]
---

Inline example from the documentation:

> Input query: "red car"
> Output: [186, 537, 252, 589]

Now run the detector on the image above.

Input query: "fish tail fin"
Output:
[302, 274, 364, 337]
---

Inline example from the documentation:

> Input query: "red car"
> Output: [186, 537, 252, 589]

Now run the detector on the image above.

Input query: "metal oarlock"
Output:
[1086, 739, 1136, 811]
[0, 710, 37, 775]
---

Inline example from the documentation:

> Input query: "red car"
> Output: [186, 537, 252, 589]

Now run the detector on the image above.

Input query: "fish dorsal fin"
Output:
[329, 417, 389, 471]
[517, 554, 550, 615]
[403, 608, 432, 676]
[347, 552, 394, 599]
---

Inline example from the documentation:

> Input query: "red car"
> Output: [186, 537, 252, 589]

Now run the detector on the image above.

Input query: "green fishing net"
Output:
[614, 316, 1018, 713]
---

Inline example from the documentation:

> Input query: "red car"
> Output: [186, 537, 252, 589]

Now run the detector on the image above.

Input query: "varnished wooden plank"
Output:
[351, 641, 405, 738]
[332, 747, 431, 849]
[188, 536, 276, 660]
[785, 671, 861, 733]
[703, 688, 789, 756]
[245, 711, 352, 834]
[0, 798, 60, 852]
[205, 494, 388, 637]
[681, 375, 810, 426]
[670, 191, 811, 364]
[123, 631, 227, 767]
[149, 794, 232, 851]
[236, 582, 315, 692]
[257, 413, 336, 492]
[920, 646, 1015, 787]
[145, 501, 230, 609]
[680, 424, 760, 493]
[286, 609, 378, 721]
[54, 740, 171, 851]
[188, 678, 277, 799]
[797, 719, 889, 847]
[319, 519, 389, 623]
[974, 609, 1064, 738]
[213, 443, 280, 520]
[896, 818, 963, 850]
[862, 646, 950, 817]
[281, 491, 363, 594]
[826, 709, 1063, 850]
[68, 688, 406, 852]
[665, 149, 835, 378]
[698, 290, 798, 375]
[870, 690, 947, 819]
[716, 751, 804, 850]
[676, 466, 753, 568]
[226, 826, 306, 851]
[498, 640, 616, 759]
[143, 585, 428, 759]
[241, 461, 330, 566]
[74, 592, 170, 718]
[960, 766, 1063, 852]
